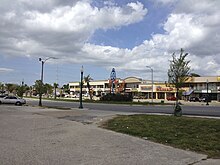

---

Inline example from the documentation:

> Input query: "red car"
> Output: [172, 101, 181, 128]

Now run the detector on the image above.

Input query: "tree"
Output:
[62, 84, 69, 94]
[84, 74, 93, 100]
[28, 85, 33, 97]
[16, 81, 29, 98]
[53, 83, 59, 99]
[0, 82, 4, 94]
[168, 48, 191, 116]
[23, 84, 30, 97]
[5, 83, 17, 94]
[34, 80, 45, 95]
[44, 83, 53, 98]
[16, 83, 25, 98]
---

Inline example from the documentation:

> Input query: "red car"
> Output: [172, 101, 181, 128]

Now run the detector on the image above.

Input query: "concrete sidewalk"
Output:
[0, 105, 219, 165]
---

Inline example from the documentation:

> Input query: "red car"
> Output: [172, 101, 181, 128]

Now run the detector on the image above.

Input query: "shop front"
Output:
[155, 85, 176, 100]
[139, 84, 176, 100]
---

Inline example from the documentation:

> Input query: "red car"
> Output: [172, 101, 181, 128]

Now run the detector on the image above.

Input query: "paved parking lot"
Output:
[0, 105, 219, 165]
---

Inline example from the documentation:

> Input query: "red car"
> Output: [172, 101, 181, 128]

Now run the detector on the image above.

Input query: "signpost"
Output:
[110, 68, 116, 94]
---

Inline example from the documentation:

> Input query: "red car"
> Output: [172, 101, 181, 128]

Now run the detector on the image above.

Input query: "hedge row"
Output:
[100, 93, 132, 102]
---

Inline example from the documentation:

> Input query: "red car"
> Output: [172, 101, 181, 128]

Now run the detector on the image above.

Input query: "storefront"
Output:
[69, 76, 220, 101]
[182, 76, 220, 101]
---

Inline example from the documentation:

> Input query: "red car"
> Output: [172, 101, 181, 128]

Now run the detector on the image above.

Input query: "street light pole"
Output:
[79, 66, 83, 109]
[21, 79, 24, 98]
[146, 66, 153, 103]
[38, 57, 57, 106]
[206, 79, 209, 106]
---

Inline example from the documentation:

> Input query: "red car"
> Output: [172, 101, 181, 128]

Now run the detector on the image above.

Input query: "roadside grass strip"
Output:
[101, 114, 220, 158]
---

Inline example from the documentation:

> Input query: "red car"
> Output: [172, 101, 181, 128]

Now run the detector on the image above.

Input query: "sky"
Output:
[0, 0, 220, 86]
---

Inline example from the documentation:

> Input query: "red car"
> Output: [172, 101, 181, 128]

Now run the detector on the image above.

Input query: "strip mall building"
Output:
[69, 76, 220, 101]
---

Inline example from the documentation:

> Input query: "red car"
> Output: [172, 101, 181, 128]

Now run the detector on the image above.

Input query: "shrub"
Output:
[100, 93, 132, 102]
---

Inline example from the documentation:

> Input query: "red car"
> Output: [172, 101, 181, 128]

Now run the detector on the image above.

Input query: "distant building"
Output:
[183, 76, 220, 101]
[69, 76, 220, 101]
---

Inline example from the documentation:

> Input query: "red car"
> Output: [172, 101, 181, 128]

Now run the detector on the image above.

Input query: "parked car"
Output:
[189, 97, 201, 102]
[0, 96, 26, 106]
[167, 96, 176, 101]
[0, 94, 8, 98]
[82, 93, 89, 97]
[71, 94, 79, 98]
[200, 96, 211, 102]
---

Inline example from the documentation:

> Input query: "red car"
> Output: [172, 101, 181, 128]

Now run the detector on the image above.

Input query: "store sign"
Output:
[156, 86, 174, 91]
[110, 68, 116, 94]
[140, 86, 152, 91]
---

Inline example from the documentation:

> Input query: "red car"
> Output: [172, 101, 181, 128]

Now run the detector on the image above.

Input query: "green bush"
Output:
[100, 93, 132, 102]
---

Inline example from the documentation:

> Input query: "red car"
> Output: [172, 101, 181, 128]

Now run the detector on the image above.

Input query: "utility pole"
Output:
[206, 79, 209, 105]
[146, 66, 153, 103]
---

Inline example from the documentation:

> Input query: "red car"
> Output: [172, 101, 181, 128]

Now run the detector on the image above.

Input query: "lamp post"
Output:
[146, 66, 153, 103]
[79, 66, 84, 109]
[38, 57, 57, 106]
[206, 79, 209, 106]
[21, 79, 24, 98]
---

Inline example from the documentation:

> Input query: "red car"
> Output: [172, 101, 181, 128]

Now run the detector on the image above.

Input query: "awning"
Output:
[182, 89, 194, 96]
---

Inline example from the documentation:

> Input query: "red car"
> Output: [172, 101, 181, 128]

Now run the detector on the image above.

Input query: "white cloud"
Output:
[0, 68, 14, 73]
[100, 0, 220, 78]
[153, 0, 178, 5]
[0, 0, 147, 59]
[152, 13, 207, 52]
[125, 0, 220, 78]
[0, 0, 220, 82]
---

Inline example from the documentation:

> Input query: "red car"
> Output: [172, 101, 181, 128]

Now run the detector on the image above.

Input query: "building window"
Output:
[97, 85, 104, 88]
[158, 93, 165, 99]
[105, 84, 109, 88]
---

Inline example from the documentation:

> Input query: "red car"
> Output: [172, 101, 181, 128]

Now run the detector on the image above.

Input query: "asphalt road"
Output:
[26, 98, 220, 117]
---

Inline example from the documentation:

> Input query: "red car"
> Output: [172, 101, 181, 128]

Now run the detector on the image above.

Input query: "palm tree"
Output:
[44, 83, 53, 98]
[84, 75, 93, 100]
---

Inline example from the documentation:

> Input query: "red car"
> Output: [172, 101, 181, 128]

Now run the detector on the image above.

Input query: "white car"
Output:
[71, 94, 79, 98]
[0, 96, 26, 106]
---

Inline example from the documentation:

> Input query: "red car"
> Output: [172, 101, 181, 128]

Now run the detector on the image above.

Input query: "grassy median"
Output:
[102, 115, 220, 158]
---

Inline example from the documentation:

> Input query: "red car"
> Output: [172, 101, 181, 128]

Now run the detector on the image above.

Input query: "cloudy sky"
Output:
[0, 0, 220, 86]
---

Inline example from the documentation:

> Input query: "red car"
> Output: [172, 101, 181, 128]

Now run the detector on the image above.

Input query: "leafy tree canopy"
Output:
[168, 48, 191, 90]
[34, 80, 45, 94]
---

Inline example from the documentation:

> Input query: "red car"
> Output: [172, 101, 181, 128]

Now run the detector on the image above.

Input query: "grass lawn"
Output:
[101, 114, 220, 158]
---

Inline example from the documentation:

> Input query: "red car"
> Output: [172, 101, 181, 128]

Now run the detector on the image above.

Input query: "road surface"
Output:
[26, 98, 220, 117]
